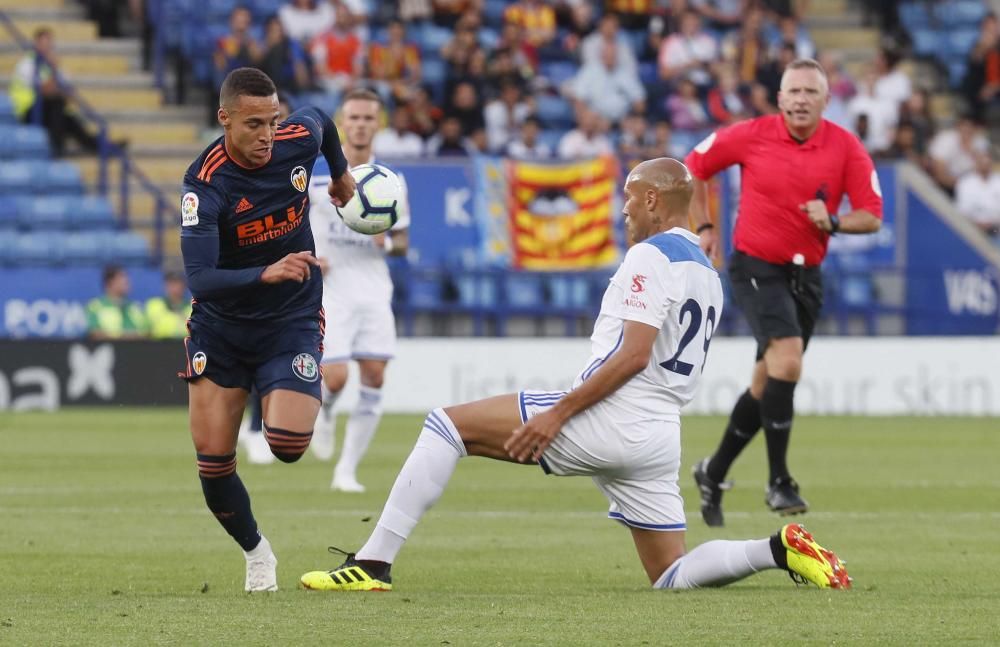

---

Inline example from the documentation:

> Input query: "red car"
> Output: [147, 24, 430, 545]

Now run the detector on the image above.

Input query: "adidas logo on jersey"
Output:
[236, 197, 254, 214]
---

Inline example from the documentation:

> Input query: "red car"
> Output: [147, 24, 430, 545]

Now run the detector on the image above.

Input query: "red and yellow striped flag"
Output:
[507, 155, 620, 270]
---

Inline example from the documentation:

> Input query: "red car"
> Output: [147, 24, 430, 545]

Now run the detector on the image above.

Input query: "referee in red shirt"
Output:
[684, 58, 883, 527]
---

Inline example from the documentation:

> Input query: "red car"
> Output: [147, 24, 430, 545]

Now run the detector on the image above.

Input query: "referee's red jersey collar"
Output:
[777, 115, 827, 149]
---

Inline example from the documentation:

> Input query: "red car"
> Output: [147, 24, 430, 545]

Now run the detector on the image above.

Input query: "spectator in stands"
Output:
[816, 50, 855, 128]
[666, 78, 711, 132]
[408, 84, 444, 138]
[399, 0, 433, 23]
[748, 81, 777, 116]
[441, 14, 487, 93]
[963, 12, 1000, 122]
[877, 121, 929, 172]
[691, 0, 746, 31]
[567, 42, 646, 124]
[484, 81, 533, 153]
[87, 265, 148, 341]
[214, 7, 260, 78]
[721, 5, 769, 86]
[504, 0, 557, 50]
[557, 0, 596, 58]
[255, 16, 312, 95]
[756, 41, 796, 105]
[368, 19, 423, 104]
[928, 114, 990, 193]
[426, 115, 477, 156]
[145, 270, 192, 340]
[373, 106, 425, 157]
[496, 22, 540, 77]
[605, 0, 655, 31]
[485, 46, 534, 95]
[617, 110, 655, 169]
[279, 0, 336, 45]
[557, 105, 613, 159]
[898, 88, 934, 156]
[956, 151, 1000, 242]
[506, 115, 552, 159]
[433, 0, 482, 29]
[580, 12, 637, 74]
[658, 9, 717, 90]
[769, 15, 815, 60]
[847, 68, 899, 155]
[446, 81, 486, 150]
[707, 64, 751, 125]
[8, 27, 101, 157]
[310, 4, 364, 94]
[873, 47, 912, 108]
[647, 119, 689, 159]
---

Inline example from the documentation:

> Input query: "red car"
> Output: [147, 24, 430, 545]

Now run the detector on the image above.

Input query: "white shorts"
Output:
[321, 298, 397, 364]
[519, 390, 685, 531]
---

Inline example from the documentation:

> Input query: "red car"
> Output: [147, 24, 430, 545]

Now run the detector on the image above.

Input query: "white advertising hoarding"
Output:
[345, 337, 1000, 417]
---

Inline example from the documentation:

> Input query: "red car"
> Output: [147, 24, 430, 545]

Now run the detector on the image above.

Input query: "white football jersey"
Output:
[574, 228, 723, 420]
[309, 156, 411, 304]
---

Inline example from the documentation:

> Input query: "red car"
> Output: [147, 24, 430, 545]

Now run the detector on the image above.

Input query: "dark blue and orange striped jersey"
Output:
[180, 106, 347, 324]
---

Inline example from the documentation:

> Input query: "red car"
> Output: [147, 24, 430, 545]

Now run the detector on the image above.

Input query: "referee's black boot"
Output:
[765, 476, 809, 516]
[693, 458, 727, 527]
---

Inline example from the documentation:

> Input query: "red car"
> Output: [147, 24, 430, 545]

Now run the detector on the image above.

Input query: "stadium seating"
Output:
[0, 125, 51, 159]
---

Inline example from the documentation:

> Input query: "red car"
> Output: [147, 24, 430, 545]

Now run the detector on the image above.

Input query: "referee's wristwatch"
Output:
[828, 214, 841, 234]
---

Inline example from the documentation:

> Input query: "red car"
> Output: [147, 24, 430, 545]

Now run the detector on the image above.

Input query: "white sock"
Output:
[653, 539, 777, 589]
[244, 535, 271, 560]
[356, 408, 466, 564]
[321, 382, 341, 415]
[334, 385, 382, 480]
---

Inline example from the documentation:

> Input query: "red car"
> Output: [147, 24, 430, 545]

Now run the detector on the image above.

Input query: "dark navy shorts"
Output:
[179, 314, 324, 400]
[728, 251, 823, 361]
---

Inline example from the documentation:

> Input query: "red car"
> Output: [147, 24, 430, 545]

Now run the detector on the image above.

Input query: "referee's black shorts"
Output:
[728, 250, 824, 361]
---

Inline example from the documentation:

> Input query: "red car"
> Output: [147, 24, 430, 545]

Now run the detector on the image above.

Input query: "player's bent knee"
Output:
[263, 426, 313, 463]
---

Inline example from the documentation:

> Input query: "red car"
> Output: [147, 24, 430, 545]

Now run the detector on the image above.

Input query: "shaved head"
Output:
[622, 158, 695, 244]
[628, 157, 694, 212]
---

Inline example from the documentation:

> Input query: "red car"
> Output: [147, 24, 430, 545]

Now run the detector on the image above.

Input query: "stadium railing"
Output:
[0, 11, 168, 264]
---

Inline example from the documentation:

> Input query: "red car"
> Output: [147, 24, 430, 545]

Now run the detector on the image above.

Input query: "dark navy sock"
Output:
[760, 378, 797, 483]
[706, 389, 762, 483]
[196, 453, 260, 552]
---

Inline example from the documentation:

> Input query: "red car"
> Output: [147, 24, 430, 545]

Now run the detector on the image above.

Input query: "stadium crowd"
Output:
[197, 0, 1000, 241]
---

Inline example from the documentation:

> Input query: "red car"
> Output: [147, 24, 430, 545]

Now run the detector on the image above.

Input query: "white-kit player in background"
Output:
[308, 87, 410, 492]
[301, 158, 852, 593]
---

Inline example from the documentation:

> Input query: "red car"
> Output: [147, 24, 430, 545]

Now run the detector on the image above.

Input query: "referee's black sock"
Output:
[706, 389, 762, 484]
[197, 453, 261, 552]
[760, 378, 797, 483]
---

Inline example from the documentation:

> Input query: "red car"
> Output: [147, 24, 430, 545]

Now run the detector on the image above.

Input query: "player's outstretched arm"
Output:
[505, 320, 658, 463]
[260, 251, 322, 284]
[690, 178, 720, 264]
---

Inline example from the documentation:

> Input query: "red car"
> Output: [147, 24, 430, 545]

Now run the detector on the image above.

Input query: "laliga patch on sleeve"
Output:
[181, 192, 199, 226]
[693, 132, 716, 154]
[871, 170, 882, 198]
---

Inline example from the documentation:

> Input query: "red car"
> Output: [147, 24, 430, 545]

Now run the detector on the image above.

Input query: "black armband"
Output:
[696, 222, 714, 234]
[829, 214, 841, 234]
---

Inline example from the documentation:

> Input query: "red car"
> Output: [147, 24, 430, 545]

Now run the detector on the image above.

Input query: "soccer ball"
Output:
[335, 163, 402, 235]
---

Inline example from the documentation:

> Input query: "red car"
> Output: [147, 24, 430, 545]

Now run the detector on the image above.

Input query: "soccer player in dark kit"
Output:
[178, 67, 355, 591]
[685, 58, 883, 527]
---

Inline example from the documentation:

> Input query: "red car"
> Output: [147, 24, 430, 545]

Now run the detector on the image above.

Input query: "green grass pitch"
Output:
[1, 408, 998, 645]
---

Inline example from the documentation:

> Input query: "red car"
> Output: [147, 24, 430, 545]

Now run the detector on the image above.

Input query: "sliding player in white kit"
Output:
[308, 88, 410, 492]
[301, 158, 851, 592]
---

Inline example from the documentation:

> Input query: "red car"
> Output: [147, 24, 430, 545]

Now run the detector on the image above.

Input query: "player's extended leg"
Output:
[312, 361, 348, 461]
[695, 359, 768, 526]
[332, 358, 388, 492]
[261, 389, 321, 463]
[301, 394, 524, 591]
[646, 523, 850, 590]
[189, 379, 277, 591]
[761, 336, 809, 515]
